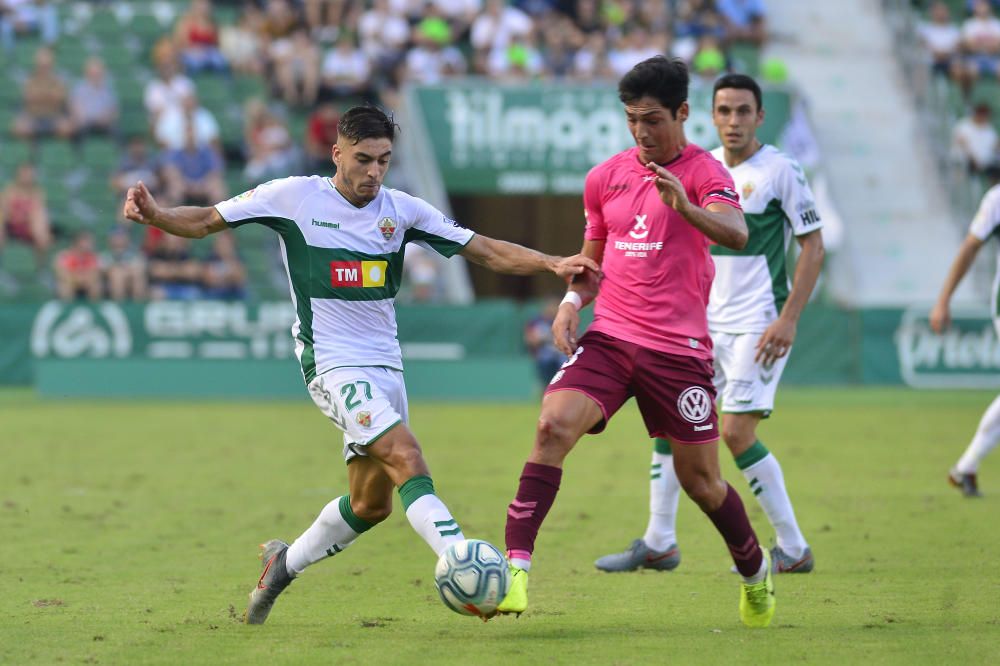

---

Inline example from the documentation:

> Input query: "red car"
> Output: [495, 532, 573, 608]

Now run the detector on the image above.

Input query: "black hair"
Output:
[618, 56, 689, 118]
[713, 73, 763, 112]
[337, 105, 399, 144]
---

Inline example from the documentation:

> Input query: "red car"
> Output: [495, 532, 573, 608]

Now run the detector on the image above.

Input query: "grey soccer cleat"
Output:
[594, 539, 681, 572]
[244, 539, 295, 625]
[770, 545, 814, 573]
[949, 469, 982, 497]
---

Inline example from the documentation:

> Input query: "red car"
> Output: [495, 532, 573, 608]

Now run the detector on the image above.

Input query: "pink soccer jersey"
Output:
[583, 144, 741, 360]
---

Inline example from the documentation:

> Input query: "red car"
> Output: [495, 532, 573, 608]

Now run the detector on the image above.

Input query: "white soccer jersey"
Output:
[215, 176, 474, 382]
[968, 184, 1000, 317]
[707, 144, 822, 333]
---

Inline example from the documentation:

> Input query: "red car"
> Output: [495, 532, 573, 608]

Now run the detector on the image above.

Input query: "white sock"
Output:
[285, 496, 366, 575]
[404, 494, 465, 557]
[742, 454, 808, 559]
[643, 451, 681, 552]
[956, 394, 1000, 474]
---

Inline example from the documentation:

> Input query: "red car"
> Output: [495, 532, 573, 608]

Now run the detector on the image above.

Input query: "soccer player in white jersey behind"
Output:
[931, 165, 1000, 498]
[122, 105, 599, 624]
[595, 74, 826, 575]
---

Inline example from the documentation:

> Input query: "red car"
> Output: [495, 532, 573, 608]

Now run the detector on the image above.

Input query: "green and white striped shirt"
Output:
[215, 176, 474, 382]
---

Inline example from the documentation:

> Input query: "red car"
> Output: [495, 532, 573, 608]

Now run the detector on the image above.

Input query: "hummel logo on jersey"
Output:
[330, 260, 388, 288]
[629, 214, 650, 239]
[312, 219, 340, 229]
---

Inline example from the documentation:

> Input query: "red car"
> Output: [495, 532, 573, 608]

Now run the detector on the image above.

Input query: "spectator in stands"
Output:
[304, 102, 339, 173]
[0, 163, 52, 273]
[101, 228, 147, 302]
[219, 2, 266, 76]
[201, 232, 248, 301]
[320, 34, 374, 101]
[147, 234, 203, 301]
[673, 0, 726, 62]
[635, 0, 672, 34]
[271, 26, 322, 107]
[404, 16, 468, 84]
[691, 37, 728, 84]
[262, 0, 299, 43]
[572, 31, 615, 79]
[70, 57, 119, 138]
[0, 0, 58, 54]
[162, 123, 227, 206]
[487, 33, 545, 80]
[111, 136, 167, 203]
[304, 0, 357, 45]
[144, 48, 196, 126]
[524, 297, 565, 386]
[155, 92, 220, 151]
[471, 0, 534, 66]
[242, 99, 298, 182]
[952, 102, 999, 172]
[716, 0, 767, 47]
[919, 2, 963, 80]
[54, 231, 101, 302]
[358, 0, 410, 80]
[11, 46, 74, 141]
[174, 0, 228, 74]
[608, 27, 663, 78]
[961, 0, 1000, 85]
[539, 15, 580, 78]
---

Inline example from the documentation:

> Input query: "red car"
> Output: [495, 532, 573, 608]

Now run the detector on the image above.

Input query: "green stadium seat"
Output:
[729, 43, 761, 76]
[80, 138, 119, 171]
[0, 140, 33, 171]
[37, 141, 77, 172]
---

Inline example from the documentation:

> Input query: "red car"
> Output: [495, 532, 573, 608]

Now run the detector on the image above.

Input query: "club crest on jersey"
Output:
[378, 217, 396, 241]
[742, 182, 755, 201]
[356, 411, 372, 427]
[629, 214, 649, 239]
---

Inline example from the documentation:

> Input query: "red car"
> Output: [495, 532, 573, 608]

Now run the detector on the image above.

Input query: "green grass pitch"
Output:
[2, 387, 999, 664]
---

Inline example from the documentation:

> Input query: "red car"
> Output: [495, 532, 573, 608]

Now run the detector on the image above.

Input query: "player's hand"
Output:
[123, 181, 160, 226]
[929, 300, 951, 334]
[755, 317, 796, 365]
[552, 303, 581, 357]
[646, 162, 691, 213]
[552, 254, 601, 280]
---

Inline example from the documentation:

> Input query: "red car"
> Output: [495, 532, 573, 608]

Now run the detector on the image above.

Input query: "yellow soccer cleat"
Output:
[496, 565, 528, 617]
[739, 550, 775, 628]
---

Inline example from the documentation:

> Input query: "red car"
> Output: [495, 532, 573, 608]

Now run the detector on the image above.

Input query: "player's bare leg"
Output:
[723, 413, 812, 572]
[500, 390, 603, 615]
[367, 424, 467, 555]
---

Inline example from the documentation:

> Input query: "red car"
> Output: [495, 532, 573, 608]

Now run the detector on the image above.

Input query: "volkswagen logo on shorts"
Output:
[677, 386, 711, 423]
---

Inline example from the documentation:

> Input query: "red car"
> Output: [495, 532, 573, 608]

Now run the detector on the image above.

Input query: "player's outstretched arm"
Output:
[930, 233, 985, 333]
[459, 235, 600, 278]
[551, 239, 604, 355]
[123, 180, 227, 239]
[645, 162, 748, 249]
[755, 229, 825, 364]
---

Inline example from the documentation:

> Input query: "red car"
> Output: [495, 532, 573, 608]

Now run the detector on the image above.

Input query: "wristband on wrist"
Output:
[560, 291, 583, 311]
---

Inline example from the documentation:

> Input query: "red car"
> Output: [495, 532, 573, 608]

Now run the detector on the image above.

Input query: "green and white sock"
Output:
[285, 495, 373, 575]
[736, 441, 808, 559]
[399, 475, 464, 556]
[642, 438, 681, 552]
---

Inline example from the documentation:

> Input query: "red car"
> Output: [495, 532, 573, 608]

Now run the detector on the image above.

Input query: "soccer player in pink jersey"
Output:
[496, 56, 776, 628]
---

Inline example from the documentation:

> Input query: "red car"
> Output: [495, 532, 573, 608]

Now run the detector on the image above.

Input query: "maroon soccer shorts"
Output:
[545, 330, 719, 444]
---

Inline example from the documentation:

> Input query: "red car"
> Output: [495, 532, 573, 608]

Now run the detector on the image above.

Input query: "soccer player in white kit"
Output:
[931, 167, 1000, 498]
[122, 106, 599, 623]
[595, 74, 826, 574]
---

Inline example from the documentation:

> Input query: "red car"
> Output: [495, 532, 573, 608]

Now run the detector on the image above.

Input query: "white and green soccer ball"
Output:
[434, 539, 510, 618]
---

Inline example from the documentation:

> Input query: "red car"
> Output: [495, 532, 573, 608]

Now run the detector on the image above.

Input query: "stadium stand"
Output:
[0, 0, 767, 303]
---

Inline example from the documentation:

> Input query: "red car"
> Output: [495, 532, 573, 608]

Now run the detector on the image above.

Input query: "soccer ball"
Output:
[434, 539, 510, 617]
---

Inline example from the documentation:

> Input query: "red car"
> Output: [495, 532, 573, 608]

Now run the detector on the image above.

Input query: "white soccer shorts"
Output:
[307, 366, 409, 462]
[711, 330, 790, 417]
